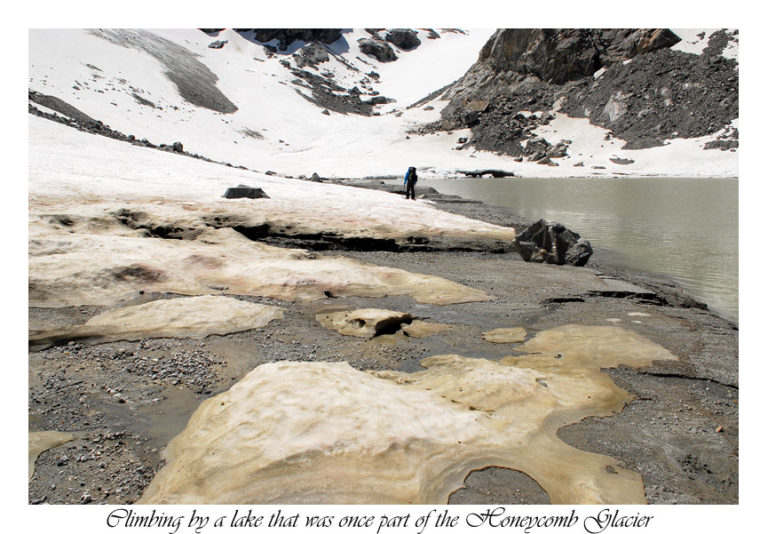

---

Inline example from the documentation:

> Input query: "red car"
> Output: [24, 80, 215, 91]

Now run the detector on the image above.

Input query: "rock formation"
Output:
[513, 219, 593, 266]
[426, 29, 739, 154]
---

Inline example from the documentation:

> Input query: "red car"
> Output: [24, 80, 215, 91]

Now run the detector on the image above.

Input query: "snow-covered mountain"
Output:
[28, 27, 738, 178]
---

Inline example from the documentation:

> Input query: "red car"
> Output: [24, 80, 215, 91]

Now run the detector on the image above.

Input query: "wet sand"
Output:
[28, 185, 738, 505]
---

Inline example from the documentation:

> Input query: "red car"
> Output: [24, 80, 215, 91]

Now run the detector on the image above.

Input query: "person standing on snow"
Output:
[404, 166, 418, 200]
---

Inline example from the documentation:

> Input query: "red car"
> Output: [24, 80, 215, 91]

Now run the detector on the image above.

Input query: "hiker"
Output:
[404, 166, 418, 200]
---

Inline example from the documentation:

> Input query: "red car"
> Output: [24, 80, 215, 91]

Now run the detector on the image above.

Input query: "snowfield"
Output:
[28, 28, 737, 179]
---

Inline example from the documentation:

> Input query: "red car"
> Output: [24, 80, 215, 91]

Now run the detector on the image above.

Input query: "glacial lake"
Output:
[423, 177, 738, 323]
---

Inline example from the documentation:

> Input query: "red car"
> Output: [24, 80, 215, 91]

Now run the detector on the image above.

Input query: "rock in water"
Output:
[514, 219, 593, 266]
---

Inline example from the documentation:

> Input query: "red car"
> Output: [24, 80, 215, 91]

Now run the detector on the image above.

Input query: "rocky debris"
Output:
[131, 92, 156, 108]
[385, 29, 421, 50]
[704, 124, 739, 151]
[208, 40, 227, 49]
[514, 219, 593, 266]
[316, 308, 415, 338]
[425, 29, 440, 40]
[610, 156, 635, 165]
[358, 38, 398, 62]
[29, 92, 258, 171]
[224, 186, 270, 199]
[289, 67, 375, 115]
[362, 95, 394, 106]
[29, 431, 75, 479]
[29, 90, 97, 123]
[424, 29, 738, 154]
[243, 29, 343, 51]
[294, 42, 330, 68]
[558, 46, 739, 149]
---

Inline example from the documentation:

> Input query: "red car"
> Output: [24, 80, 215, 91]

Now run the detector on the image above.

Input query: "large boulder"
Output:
[295, 42, 330, 68]
[385, 29, 421, 50]
[223, 185, 270, 199]
[513, 219, 593, 266]
[358, 38, 398, 62]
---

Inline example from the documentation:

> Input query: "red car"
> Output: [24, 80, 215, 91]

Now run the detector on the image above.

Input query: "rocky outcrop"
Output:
[358, 38, 398, 62]
[477, 29, 680, 84]
[242, 29, 343, 50]
[386, 29, 421, 50]
[427, 29, 738, 154]
[514, 219, 593, 266]
[294, 42, 330, 68]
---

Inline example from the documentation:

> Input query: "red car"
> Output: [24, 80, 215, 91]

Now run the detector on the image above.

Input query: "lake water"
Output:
[423, 177, 738, 323]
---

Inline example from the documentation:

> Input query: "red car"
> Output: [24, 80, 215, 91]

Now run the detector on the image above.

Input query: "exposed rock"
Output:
[315, 308, 414, 338]
[385, 29, 421, 50]
[208, 40, 227, 49]
[609, 156, 635, 165]
[546, 142, 570, 158]
[425, 29, 737, 154]
[358, 38, 398, 62]
[223, 186, 269, 199]
[514, 219, 593, 266]
[245, 29, 343, 51]
[295, 42, 329, 68]
[477, 29, 681, 85]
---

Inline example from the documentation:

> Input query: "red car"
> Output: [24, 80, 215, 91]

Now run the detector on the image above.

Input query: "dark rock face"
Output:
[208, 40, 227, 49]
[514, 219, 593, 266]
[478, 28, 681, 84]
[358, 38, 398, 62]
[223, 186, 270, 199]
[425, 29, 738, 155]
[385, 29, 421, 50]
[243, 29, 343, 51]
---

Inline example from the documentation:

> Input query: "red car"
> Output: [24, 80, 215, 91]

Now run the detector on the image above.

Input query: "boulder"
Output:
[524, 137, 551, 160]
[223, 186, 270, 199]
[513, 219, 593, 266]
[385, 29, 421, 50]
[295, 42, 330, 68]
[546, 142, 569, 158]
[358, 38, 398, 62]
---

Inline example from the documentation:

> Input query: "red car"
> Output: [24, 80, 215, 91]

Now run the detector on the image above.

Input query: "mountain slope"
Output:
[28, 28, 738, 177]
